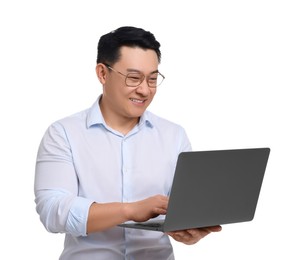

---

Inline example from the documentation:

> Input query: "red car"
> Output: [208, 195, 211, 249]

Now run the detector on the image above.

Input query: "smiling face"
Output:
[96, 46, 159, 133]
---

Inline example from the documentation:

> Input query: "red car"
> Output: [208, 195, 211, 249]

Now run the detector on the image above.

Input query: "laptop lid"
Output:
[163, 147, 270, 232]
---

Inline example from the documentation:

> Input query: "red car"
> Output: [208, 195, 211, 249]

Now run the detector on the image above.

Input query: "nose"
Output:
[135, 78, 151, 95]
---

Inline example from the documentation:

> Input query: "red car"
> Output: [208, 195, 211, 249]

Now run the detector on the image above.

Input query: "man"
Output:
[34, 26, 221, 260]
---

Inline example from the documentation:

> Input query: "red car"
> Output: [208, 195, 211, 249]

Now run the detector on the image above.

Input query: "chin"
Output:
[128, 110, 145, 119]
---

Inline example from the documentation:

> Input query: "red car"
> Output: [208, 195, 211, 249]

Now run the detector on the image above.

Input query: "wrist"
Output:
[122, 202, 132, 221]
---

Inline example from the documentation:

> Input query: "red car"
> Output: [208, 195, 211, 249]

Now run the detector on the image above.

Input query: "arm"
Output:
[87, 195, 168, 233]
[35, 122, 168, 235]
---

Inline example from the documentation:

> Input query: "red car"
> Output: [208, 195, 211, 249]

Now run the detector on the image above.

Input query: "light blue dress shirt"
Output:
[35, 95, 192, 260]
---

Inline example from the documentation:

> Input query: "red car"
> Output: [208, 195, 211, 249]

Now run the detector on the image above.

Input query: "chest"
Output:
[70, 129, 177, 202]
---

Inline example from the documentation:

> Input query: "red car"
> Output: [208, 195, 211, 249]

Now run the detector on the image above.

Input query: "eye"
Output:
[127, 73, 142, 82]
[148, 73, 159, 82]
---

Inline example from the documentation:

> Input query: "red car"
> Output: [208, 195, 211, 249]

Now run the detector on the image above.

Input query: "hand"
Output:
[167, 225, 222, 245]
[124, 195, 169, 222]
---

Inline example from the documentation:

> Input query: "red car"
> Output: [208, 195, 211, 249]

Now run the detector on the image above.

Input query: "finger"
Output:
[155, 194, 169, 202]
[168, 231, 193, 243]
[154, 207, 167, 215]
[205, 225, 222, 232]
[186, 229, 210, 241]
[186, 229, 206, 237]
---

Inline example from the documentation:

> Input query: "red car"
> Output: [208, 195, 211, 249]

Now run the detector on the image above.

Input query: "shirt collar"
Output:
[86, 95, 154, 129]
[139, 110, 154, 129]
[86, 95, 106, 128]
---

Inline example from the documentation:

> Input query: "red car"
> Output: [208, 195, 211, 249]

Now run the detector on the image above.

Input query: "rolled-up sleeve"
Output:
[34, 122, 94, 237]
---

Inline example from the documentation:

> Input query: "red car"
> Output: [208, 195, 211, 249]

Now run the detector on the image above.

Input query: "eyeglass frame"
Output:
[102, 63, 165, 88]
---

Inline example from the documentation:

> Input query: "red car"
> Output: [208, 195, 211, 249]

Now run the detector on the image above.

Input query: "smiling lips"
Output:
[130, 98, 145, 104]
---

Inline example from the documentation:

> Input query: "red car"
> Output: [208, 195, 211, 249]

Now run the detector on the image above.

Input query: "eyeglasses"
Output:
[103, 63, 165, 88]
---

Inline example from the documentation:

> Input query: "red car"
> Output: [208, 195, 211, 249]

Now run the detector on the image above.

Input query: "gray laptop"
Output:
[118, 147, 270, 232]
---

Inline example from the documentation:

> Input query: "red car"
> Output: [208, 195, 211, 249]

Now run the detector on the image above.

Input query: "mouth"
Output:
[130, 98, 146, 105]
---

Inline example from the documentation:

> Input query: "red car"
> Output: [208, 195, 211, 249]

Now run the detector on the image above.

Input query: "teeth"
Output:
[130, 98, 144, 103]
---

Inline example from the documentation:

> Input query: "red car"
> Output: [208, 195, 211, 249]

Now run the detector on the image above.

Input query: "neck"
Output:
[99, 98, 139, 135]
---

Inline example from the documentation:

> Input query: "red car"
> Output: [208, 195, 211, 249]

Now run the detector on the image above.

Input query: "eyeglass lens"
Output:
[125, 72, 163, 88]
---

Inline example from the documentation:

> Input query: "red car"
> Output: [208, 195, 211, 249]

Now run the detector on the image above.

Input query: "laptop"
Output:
[118, 147, 270, 232]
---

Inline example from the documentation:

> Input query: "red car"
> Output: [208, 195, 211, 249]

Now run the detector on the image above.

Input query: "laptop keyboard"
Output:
[134, 221, 163, 228]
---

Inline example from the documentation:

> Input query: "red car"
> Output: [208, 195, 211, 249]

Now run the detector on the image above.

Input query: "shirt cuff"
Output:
[66, 197, 95, 237]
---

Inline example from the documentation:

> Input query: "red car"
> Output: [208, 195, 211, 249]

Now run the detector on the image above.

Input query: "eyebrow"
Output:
[126, 68, 159, 74]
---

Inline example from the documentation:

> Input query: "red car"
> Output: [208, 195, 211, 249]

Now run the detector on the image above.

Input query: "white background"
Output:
[1, 0, 304, 259]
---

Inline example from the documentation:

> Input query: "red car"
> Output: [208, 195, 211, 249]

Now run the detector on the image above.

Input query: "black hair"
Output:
[96, 26, 161, 65]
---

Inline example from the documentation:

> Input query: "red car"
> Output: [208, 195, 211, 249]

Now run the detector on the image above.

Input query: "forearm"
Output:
[87, 202, 129, 234]
[87, 195, 169, 234]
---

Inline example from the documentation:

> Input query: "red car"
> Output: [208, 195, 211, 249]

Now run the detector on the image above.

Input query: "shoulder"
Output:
[145, 110, 182, 128]
[40, 106, 92, 145]
[48, 96, 101, 131]
[50, 108, 89, 130]
[144, 110, 192, 152]
[144, 110, 189, 138]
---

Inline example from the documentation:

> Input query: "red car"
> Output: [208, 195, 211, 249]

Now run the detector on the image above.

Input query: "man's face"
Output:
[101, 46, 159, 121]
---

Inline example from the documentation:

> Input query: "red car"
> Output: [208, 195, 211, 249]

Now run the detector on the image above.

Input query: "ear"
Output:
[96, 63, 107, 84]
